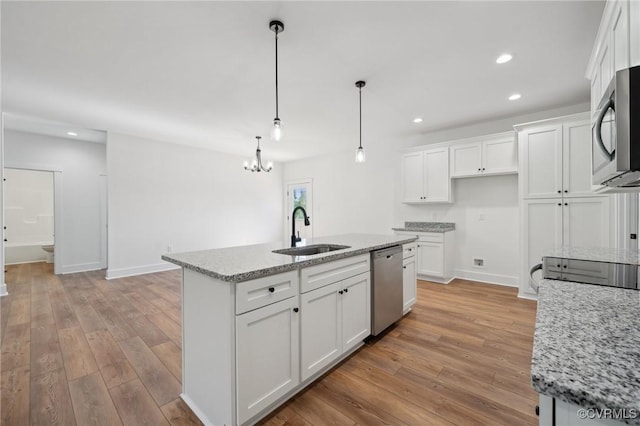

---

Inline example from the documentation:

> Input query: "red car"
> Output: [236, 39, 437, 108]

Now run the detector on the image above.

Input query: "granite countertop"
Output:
[545, 247, 640, 265]
[531, 279, 640, 425]
[162, 233, 416, 283]
[392, 221, 455, 233]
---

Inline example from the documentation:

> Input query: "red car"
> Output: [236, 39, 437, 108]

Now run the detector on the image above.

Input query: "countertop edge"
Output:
[162, 237, 417, 283]
[391, 227, 455, 233]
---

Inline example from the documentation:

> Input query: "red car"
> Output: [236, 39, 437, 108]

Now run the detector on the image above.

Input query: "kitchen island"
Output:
[532, 278, 640, 426]
[162, 233, 416, 426]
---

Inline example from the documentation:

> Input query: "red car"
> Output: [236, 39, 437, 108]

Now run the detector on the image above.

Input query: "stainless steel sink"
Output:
[272, 244, 351, 256]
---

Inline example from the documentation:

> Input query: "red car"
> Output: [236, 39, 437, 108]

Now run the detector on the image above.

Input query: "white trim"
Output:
[417, 274, 454, 284]
[59, 261, 104, 274]
[0, 284, 7, 297]
[402, 130, 515, 154]
[106, 262, 179, 280]
[6, 260, 48, 266]
[512, 112, 589, 132]
[454, 269, 519, 287]
[517, 291, 537, 301]
[4, 161, 63, 173]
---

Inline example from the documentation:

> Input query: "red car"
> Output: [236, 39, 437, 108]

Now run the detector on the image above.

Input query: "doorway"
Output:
[4, 168, 57, 271]
[285, 179, 313, 243]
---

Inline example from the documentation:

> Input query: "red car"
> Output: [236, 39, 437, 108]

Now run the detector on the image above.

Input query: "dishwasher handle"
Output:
[372, 245, 402, 259]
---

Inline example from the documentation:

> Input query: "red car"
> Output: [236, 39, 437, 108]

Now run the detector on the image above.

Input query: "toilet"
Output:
[41, 245, 54, 264]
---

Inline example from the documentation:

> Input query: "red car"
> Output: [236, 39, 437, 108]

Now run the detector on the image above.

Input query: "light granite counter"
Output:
[531, 278, 640, 425]
[545, 246, 640, 265]
[392, 221, 456, 233]
[162, 233, 416, 283]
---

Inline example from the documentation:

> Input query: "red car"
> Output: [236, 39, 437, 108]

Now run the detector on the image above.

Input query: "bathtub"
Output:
[5, 241, 54, 265]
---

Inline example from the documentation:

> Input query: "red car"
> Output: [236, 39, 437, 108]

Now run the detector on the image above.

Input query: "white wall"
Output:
[107, 133, 283, 279]
[285, 103, 589, 287]
[4, 129, 106, 273]
[283, 147, 396, 237]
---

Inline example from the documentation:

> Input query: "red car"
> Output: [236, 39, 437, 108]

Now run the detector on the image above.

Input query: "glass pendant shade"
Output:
[355, 146, 366, 163]
[271, 118, 283, 141]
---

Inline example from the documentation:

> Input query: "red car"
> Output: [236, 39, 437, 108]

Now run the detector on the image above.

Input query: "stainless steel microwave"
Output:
[592, 65, 640, 191]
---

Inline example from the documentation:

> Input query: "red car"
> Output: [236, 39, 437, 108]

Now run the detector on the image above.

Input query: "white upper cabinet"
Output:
[519, 124, 563, 199]
[450, 142, 481, 177]
[519, 118, 594, 199]
[402, 147, 452, 203]
[587, 0, 640, 117]
[450, 133, 517, 178]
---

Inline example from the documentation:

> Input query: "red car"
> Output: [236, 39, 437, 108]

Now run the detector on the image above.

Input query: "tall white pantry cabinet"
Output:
[516, 113, 611, 299]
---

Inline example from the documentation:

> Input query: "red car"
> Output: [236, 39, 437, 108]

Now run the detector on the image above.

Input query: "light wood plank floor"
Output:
[1, 262, 538, 425]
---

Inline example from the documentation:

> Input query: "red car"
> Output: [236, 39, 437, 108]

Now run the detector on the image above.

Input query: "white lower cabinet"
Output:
[236, 297, 300, 424]
[402, 243, 417, 314]
[300, 271, 370, 381]
[417, 241, 444, 277]
[521, 196, 610, 296]
[181, 255, 373, 426]
[539, 395, 628, 426]
[396, 231, 454, 283]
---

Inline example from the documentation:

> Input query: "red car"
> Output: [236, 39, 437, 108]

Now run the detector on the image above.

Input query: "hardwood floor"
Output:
[1, 262, 538, 425]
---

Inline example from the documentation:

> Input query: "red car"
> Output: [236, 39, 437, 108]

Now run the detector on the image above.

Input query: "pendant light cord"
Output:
[275, 28, 279, 119]
[358, 86, 362, 149]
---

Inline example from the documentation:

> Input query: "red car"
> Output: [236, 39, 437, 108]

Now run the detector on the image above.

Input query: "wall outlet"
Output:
[478, 212, 485, 221]
[473, 258, 485, 268]
[167, 245, 173, 253]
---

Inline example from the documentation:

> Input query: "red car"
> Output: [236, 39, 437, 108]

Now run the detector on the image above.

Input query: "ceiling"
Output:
[2, 1, 604, 162]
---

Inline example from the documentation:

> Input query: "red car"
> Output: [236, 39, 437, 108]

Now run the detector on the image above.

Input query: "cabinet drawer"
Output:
[236, 270, 299, 314]
[301, 254, 370, 294]
[402, 242, 417, 259]
[416, 232, 444, 243]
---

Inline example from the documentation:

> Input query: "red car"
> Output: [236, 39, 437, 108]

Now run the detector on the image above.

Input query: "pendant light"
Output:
[355, 80, 366, 163]
[269, 20, 284, 141]
[244, 136, 273, 173]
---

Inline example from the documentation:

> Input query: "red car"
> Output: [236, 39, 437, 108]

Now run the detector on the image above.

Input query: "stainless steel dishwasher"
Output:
[371, 245, 403, 335]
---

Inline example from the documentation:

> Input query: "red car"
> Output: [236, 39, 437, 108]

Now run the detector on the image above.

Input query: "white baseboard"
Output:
[0, 284, 8, 297]
[106, 262, 180, 280]
[454, 269, 519, 287]
[59, 262, 104, 275]
[417, 274, 454, 284]
[518, 291, 538, 300]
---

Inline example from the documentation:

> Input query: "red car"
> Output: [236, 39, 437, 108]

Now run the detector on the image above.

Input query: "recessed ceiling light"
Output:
[496, 54, 513, 64]
[67, 131, 78, 136]
[508, 93, 522, 101]
[413, 118, 423, 123]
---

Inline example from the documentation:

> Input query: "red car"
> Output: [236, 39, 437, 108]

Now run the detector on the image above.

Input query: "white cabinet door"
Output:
[612, 1, 630, 72]
[341, 272, 370, 352]
[402, 152, 424, 203]
[236, 297, 299, 424]
[555, 399, 627, 426]
[520, 125, 563, 199]
[563, 197, 611, 249]
[482, 136, 517, 175]
[402, 256, 417, 314]
[522, 199, 563, 295]
[563, 120, 595, 197]
[450, 142, 481, 177]
[300, 282, 341, 382]
[417, 242, 444, 277]
[424, 147, 451, 202]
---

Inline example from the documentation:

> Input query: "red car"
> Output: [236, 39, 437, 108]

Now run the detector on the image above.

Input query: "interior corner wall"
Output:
[106, 133, 283, 279]
[4, 129, 107, 273]
[283, 144, 397, 238]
